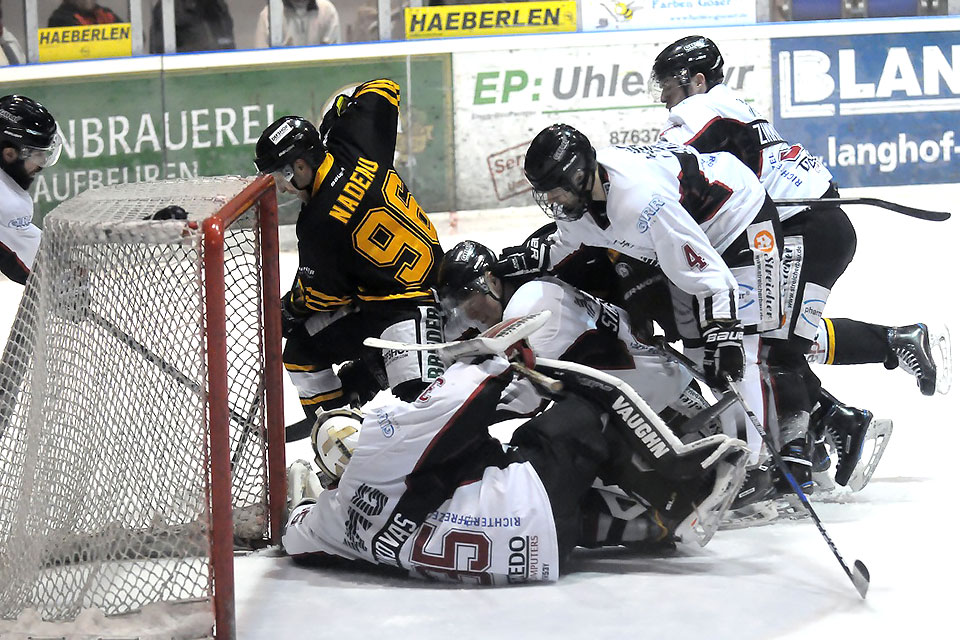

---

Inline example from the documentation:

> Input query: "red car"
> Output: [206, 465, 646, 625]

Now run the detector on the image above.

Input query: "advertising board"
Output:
[772, 31, 960, 187]
[452, 38, 772, 210]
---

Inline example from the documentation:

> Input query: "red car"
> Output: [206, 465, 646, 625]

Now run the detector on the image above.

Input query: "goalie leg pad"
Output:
[534, 357, 750, 482]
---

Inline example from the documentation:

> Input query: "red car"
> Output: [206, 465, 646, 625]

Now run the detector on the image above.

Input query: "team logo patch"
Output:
[269, 120, 293, 145]
[752, 230, 775, 253]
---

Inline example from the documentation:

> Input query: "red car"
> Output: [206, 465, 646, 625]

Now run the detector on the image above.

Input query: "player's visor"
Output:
[532, 186, 587, 221]
[20, 134, 62, 168]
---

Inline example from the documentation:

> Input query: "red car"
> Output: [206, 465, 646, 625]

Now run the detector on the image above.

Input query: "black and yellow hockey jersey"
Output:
[293, 78, 443, 311]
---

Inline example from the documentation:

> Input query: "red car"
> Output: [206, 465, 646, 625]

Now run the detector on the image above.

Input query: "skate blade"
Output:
[930, 324, 952, 395]
[810, 469, 837, 494]
[719, 501, 780, 530]
[846, 418, 893, 492]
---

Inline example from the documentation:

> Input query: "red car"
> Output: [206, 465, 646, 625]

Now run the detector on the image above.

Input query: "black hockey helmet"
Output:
[254, 116, 324, 179]
[0, 95, 61, 167]
[652, 35, 725, 89]
[437, 240, 497, 303]
[524, 124, 596, 222]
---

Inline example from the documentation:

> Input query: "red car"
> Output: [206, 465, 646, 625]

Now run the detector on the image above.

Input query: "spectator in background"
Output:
[149, 0, 235, 54]
[48, 0, 121, 27]
[255, 0, 341, 48]
[0, 9, 25, 66]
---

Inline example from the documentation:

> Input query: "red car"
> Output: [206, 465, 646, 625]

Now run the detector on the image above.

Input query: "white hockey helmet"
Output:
[311, 408, 362, 489]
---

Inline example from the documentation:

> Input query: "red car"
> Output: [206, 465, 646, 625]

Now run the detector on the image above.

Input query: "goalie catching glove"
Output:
[702, 320, 744, 389]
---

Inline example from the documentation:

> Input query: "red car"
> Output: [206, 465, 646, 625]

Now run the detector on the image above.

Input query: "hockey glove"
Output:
[280, 286, 311, 338]
[490, 237, 550, 281]
[504, 338, 536, 370]
[702, 320, 744, 389]
[147, 205, 188, 220]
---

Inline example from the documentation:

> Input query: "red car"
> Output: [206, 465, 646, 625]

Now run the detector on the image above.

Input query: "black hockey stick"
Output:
[85, 310, 259, 470]
[774, 197, 950, 222]
[652, 338, 871, 598]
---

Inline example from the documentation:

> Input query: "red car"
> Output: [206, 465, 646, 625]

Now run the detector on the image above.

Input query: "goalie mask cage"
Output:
[0, 176, 285, 640]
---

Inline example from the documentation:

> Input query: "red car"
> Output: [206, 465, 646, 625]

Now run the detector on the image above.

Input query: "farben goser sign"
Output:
[772, 31, 960, 187]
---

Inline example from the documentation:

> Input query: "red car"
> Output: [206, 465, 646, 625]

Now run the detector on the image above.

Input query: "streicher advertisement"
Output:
[451, 38, 772, 210]
[772, 31, 960, 187]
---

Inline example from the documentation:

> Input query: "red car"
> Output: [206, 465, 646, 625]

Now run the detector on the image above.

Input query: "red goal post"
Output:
[204, 175, 286, 638]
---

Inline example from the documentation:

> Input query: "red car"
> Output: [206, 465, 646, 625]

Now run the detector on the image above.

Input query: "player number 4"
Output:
[683, 244, 708, 271]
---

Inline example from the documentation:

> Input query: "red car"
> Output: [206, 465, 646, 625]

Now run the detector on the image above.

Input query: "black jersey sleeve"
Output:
[323, 78, 401, 166]
[685, 117, 762, 176]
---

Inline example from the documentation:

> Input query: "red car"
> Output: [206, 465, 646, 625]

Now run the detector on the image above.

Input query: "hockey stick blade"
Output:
[723, 373, 871, 600]
[773, 197, 950, 222]
[852, 560, 870, 598]
[646, 337, 871, 598]
[364, 311, 552, 361]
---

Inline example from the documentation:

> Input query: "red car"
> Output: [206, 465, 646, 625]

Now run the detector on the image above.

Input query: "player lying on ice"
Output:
[432, 240, 877, 530]
[283, 312, 750, 583]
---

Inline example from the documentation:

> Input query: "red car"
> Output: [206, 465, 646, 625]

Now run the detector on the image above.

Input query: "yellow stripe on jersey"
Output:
[303, 286, 352, 310]
[284, 362, 323, 372]
[824, 318, 837, 365]
[312, 152, 335, 196]
[301, 389, 344, 405]
[359, 79, 399, 94]
[355, 80, 400, 107]
[356, 290, 434, 302]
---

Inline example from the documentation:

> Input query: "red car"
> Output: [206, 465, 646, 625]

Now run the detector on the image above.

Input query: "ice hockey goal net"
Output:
[0, 175, 285, 639]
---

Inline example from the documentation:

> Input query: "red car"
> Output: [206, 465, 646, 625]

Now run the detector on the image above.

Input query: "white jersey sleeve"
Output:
[282, 356, 560, 584]
[0, 170, 41, 284]
[550, 144, 766, 326]
[660, 84, 834, 220]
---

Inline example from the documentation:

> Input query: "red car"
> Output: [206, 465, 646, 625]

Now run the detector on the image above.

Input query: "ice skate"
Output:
[886, 323, 940, 396]
[821, 403, 872, 487]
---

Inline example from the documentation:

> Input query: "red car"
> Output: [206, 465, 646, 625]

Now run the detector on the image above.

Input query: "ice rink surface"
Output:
[2, 183, 956, 639]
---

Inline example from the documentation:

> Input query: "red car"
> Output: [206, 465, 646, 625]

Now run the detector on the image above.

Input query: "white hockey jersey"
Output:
[504, 278, 692, 412]
[0, 168, 41, 283]
[659, 83, 834, 220]
[283, 356, 559, 584]
[548, 142, 767, 328]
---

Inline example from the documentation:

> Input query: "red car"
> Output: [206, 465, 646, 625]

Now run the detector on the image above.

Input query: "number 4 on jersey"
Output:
[683, 244, 708, 271]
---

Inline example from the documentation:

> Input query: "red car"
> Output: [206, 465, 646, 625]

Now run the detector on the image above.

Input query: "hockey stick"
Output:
[285, 314, 562, 443]
[651, 338, 870, 598]
[364, 311, 553, 360]
[364, 310, 565, 392]
[85, 310, 259, 469]
[773, 197, 950, 222]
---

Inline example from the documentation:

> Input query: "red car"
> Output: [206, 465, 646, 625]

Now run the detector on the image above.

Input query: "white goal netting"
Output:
[0, 177, 283, 638]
